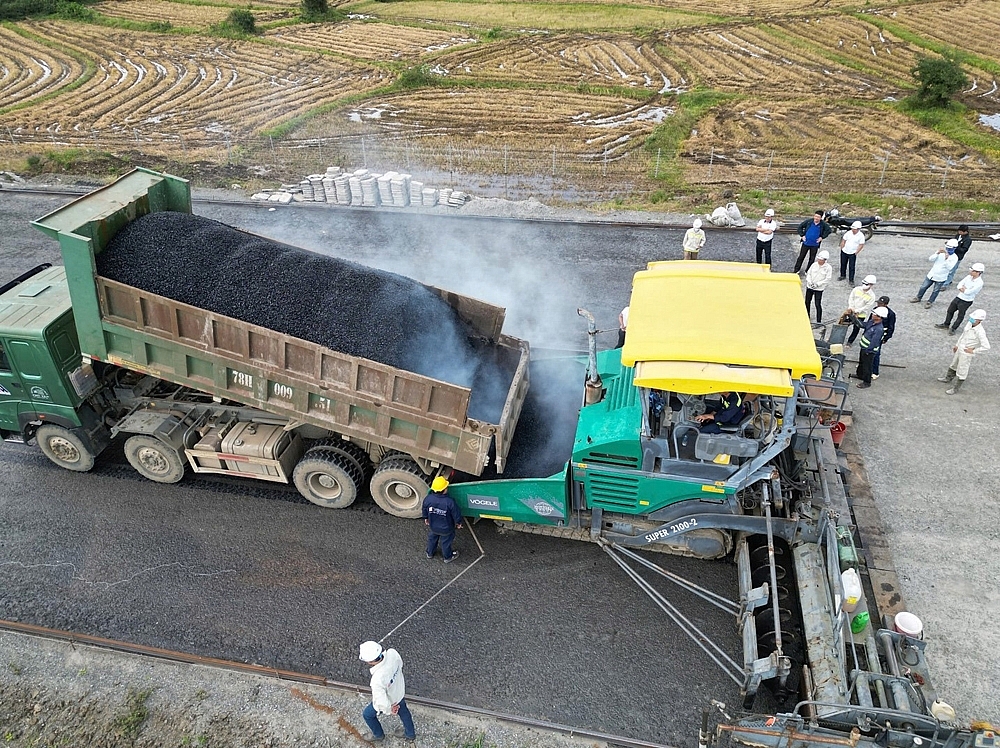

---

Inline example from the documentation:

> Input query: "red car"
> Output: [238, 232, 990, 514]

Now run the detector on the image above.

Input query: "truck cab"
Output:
[0, 266, 101, 452]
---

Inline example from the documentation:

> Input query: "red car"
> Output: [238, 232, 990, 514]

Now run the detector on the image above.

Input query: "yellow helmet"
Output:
[431, 476, 450, 492]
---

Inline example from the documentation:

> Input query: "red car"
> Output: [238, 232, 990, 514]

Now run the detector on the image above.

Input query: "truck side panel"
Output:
[96, 277, 512, 474]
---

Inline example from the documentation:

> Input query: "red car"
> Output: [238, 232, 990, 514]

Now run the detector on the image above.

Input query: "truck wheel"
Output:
[293, 450, 362, 509]
[307, 439, 374, 481]
[124, 435, 186, 484]
[369, 457, 430, 519]
[36, 424, 95, 472]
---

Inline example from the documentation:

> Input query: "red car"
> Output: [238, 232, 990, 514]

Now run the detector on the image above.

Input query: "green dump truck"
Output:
[0, 168, 529, 518]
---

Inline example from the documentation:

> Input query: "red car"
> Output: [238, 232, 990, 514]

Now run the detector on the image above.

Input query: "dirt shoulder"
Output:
[0, 632, 610, 748]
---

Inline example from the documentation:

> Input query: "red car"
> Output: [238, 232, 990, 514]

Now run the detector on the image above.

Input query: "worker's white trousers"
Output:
[949, 349, 975, 379]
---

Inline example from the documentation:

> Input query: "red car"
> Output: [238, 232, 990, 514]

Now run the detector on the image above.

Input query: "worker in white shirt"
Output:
[911, 239, 959, 308]
[837, 221, 866, 285]
[845, 275, 877, 345]
[937, 308, 990, 395]
[755, 209, 779, 265]
[936, 263, 984, 334]
[616, 305, 629, 348]
[683, 219, 706, 260]
[359, 641, 416, 743]
[804, 250, 833, 323]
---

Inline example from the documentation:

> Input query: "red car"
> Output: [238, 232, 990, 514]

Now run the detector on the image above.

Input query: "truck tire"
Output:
[293, 449, 362, 509]
[369, 457, 430, 519]
[124, 435, 186, 484]
[36, 424, 96, 472]
[307, 439, 374, 481]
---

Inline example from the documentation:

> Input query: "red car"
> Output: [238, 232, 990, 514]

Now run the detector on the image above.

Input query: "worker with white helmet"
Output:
[358, 640, 416, 743]
[938, 309, 990, 394]
[804, 249, 833, 323]
[944, 224, 973, 287]
[936, 263, 985, 334]
[911, 239, 960, 308]
[854, 306, 887, 388]
[421, 475, 463, 562]
[845, 275, 877, 346]
[755, 208, 780, 265]
[838, 221, 867, 285]
[683, 218, 706, 260]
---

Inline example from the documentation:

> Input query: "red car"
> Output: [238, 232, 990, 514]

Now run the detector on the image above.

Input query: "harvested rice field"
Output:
[295, 88, 671, 159]
[0, 21, 386, 149]
[0, 26, 86, 111]
[93, 0, 291, 29]
[267, 21, 477, 60]
[870, 0, 1000, 67]
[433, 34, 686, 92]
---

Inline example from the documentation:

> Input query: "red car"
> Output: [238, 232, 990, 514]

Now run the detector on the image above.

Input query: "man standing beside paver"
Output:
[944, 225, 973, 288]
[936, 263, 984, 335]
[804, 250, 833, 323]
[794, 210, 832, 274]
[845, 275, 877, 345]
[838, 221, 866, 285]
[938, 309, 990, 394]
[872, 295, 895, 381]
[422, 476, 463, 563]
[854, 306, 886, 389]
[911, 240, 959, 308]
[755, 209, 779, 265]
[683, 219, 706, 260]
[359, 641, 417, 744]
[616, 305, 629, 349]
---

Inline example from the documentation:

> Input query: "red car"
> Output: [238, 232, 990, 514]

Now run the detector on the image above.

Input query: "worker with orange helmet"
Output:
[421, 475, 463, 563]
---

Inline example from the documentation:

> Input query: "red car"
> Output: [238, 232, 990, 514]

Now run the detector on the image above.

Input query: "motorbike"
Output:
[824, 208, 881, 240]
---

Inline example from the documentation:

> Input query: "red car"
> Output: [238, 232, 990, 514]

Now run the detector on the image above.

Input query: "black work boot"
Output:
[936, 369, 956, 383]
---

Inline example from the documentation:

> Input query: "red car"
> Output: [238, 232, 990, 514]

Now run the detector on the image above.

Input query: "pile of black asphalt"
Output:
[98, 211, 515, 423]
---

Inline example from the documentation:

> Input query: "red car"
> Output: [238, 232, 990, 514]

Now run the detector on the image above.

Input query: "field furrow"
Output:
[267, 22, 476, 60]
[0, 27, 85, 110]
[875, 0, 1000, 67]
[435, 34, 686, 91]
[0, 21, 387, 143]
[94, 0, 290, 28]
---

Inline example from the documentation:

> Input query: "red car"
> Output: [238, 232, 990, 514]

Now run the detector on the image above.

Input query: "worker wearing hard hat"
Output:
[911, 239, 960, 308]
[804, 250, 833, 323]
[422, 476, 463, 563]
[854, 306, 887, 389]
[838, 221, 867, 286]
[938, 309, 990, 395]
[683, 218, 706, 260]
[871, 296, 896, 381]
[358, 640, 416, 743]
[845, 275, 878, 346]
[936, 263, 985, 334]
[944, 224, 973, 287]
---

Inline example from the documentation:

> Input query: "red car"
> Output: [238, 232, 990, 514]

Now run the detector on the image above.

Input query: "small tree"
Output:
[226, 8, 256, 34]
[911, 52, 968, 107]
[301, 0, 328, 19]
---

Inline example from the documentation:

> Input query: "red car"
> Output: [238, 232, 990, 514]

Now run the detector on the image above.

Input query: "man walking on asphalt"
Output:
[838, 221, 866, 285]
[359, 641, 416, 744]
[871, 296, 895, 381]
[853, 306, 886, 389]
[938, 309, 990, 395]
[755, 208, 779, 265]
[944, 225, 973, 288]
[683, 218, 706, 260]
[422, 476, 463, 563]
[911, 240, 959, 308]
[936, 263, 984, 335]
[845, 275, 877, 345]
[794, 210, 832, 274]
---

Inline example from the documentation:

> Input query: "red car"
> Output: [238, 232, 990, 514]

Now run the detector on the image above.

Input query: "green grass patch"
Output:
[0, 22, 98, 117]
[644, 88, 738, 188]
[896, 97, 1000, 160]
[111, 687, 154, 742]
[345, 0, 725, 32]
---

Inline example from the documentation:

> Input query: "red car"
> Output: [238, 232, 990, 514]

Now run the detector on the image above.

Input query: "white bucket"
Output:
[894, 611, 923, 638]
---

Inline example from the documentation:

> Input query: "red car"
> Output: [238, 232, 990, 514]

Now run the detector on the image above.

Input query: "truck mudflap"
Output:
[492, 336, 530, 474]
[449, 470, 568, 525]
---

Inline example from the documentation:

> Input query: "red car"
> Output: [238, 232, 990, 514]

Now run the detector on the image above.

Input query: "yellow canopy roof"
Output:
[621, 260, 822, 395]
